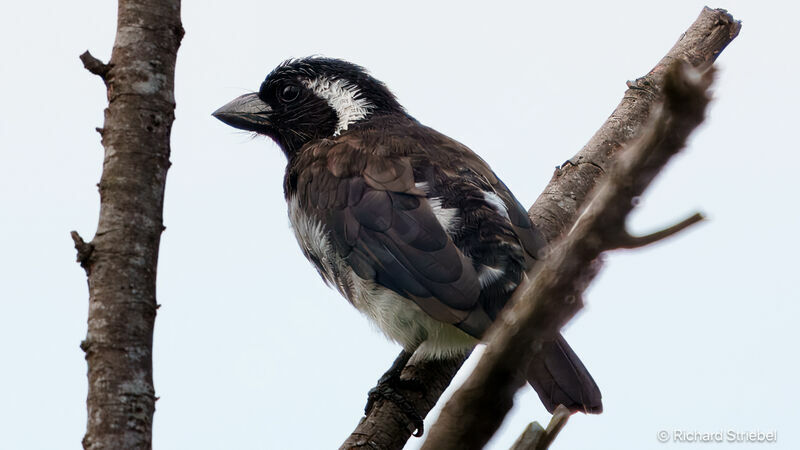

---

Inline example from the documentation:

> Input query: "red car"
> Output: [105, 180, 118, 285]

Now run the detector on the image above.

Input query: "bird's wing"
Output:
[289, 142, 490, 335]
[488, 177, 548, 262]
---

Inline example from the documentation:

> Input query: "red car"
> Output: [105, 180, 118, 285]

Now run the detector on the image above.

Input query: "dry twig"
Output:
[509, 405, 571, 450]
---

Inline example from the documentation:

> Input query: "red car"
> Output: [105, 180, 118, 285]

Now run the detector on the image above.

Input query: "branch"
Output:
[611, 212, 705, 249]
[343, 354, 468, 449]
[70, 230, 94, 271]
[421, 62, 716, 450]
[529, 7, 739, 243]
[341, 7, 740, 450]
[79, 50, 111, 81]
[75, 1, 183, 449]
[509, 405, 571, 450]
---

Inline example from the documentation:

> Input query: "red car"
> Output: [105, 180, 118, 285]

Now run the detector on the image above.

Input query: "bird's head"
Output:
[213, 57, 404, 157]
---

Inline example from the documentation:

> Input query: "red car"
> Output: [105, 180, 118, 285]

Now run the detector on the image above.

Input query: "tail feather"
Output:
[526, 334, 603, 414]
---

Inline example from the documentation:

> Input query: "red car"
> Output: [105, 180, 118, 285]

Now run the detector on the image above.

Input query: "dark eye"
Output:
[278, 84, 300, 103]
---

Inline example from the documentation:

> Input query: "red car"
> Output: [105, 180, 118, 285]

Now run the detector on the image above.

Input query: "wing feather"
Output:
[294, 151, 482, 325]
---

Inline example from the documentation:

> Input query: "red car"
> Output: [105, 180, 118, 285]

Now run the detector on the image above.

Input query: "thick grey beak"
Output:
[212, 93, 273, 132]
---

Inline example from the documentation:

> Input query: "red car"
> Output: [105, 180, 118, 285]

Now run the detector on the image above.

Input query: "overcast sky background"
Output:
[1, 1, 798, 449]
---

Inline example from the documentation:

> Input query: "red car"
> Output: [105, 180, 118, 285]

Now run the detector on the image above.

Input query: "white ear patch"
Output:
[304, 77, 373, 135]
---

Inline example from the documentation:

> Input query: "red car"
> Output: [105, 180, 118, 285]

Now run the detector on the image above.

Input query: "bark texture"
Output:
[341, 7, 740, 450]
[529, 7, 741, 242]
[421, 62, 716, 450]
[73, 1, 183, 449]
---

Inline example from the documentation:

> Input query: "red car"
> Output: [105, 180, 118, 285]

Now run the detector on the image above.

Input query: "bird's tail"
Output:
[526, 334, 603, 414]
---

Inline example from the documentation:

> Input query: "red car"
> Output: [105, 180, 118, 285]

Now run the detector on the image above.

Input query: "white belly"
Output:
[288, 195, 476, 359]
[346, 273, 477, 360]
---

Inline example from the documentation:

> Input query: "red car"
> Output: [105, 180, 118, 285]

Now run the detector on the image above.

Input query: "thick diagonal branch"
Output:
[421, 62, 715, 450]
[341, 7, 740, 450]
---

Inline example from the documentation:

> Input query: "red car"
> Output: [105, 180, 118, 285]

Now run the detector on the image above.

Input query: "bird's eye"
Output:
[278, 84, 301, 103]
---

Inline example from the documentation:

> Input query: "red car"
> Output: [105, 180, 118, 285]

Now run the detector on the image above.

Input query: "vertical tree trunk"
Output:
[72, 1, 183, 448]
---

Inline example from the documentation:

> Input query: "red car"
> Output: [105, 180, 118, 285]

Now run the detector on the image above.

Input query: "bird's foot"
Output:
[365, 374, 426, 436]
[363, 350, 426, 437]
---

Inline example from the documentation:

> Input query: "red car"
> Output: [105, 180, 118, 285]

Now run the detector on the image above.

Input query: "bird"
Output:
[213, 57, 602, 433]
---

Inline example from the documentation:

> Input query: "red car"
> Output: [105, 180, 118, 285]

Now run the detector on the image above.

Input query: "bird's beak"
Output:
[212, 93, 273, 133]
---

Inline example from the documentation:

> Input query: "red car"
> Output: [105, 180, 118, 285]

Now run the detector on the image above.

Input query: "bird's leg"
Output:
[373, 349, 413, 386]
[365, 348, 426, 436]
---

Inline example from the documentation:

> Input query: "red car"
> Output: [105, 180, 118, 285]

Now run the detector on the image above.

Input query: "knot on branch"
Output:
[70, 231, 94, 271]
[80, 50, 111, 82]
[79, 338, 92, 353]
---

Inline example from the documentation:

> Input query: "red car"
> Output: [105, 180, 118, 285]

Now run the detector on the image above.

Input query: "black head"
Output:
[213, 57, 405, 157]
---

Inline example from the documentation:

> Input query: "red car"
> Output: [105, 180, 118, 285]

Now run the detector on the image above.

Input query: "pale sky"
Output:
[1, 1, 798, 449]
